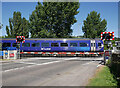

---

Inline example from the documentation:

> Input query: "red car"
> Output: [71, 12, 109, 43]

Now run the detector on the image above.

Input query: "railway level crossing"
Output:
[1, 32, 117, 61]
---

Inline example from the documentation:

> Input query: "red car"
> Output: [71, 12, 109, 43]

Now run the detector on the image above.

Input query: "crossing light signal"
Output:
[109, 33, 112, 36]
[101, 32, 114, 40]
[17, 37, 23, 42]
[16, 36, 25, 43]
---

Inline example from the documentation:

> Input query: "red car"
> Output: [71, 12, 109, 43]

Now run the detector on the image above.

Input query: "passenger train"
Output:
[1, 38, 104, 52]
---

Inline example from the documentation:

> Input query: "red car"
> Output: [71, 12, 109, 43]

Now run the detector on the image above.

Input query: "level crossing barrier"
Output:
[20, 51, 104, 57]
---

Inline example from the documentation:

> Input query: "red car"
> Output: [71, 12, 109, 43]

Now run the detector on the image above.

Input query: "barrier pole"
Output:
[104, 51, 106, 65]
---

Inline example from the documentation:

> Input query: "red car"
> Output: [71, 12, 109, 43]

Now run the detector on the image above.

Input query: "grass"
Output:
[87, 66, 117, 86]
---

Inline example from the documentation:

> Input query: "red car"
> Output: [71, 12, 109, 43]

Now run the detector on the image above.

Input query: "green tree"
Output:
[0, 23, 3, 29]
[6, 11, 29, 38]
[0, 36, 5, 38]
[29, 2, 80, 38]
[82, 11, 107, 38]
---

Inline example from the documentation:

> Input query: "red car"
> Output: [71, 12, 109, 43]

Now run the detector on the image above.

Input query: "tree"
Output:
[0, 23, 3, 29]
[6, 11, 29, 38]
[82, 11, 107, 38]
[29, 2, 80, 38]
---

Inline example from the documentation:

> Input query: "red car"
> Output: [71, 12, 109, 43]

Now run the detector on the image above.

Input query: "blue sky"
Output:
[72, 2, 118, 37]
[0, 2, 119, 37]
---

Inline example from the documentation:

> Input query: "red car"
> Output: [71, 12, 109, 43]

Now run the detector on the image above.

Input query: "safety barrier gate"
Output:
[20, 52, 104, 56]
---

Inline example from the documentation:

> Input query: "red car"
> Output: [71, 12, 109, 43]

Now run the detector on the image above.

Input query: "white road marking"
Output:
[18, 62, 38, 65]
[82, 61, 94, 65]
[3, 61, 60, 72]
[0, 62, 13, 65]
[97, 64, 102, 67]
[3, 58, 78, 73]
[2, 57, 103, 73]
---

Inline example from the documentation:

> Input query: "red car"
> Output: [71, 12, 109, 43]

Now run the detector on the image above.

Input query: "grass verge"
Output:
[87, 66, 117, 86]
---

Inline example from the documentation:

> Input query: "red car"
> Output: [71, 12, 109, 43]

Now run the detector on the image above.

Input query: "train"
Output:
[1, 38, 104, 53]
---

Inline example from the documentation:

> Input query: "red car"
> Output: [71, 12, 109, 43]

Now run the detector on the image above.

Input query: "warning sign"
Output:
[105, 51, 110, 56]
[10, 53, 14, 57]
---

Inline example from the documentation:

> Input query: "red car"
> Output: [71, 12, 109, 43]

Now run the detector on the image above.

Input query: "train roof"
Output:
[0, 38, 101, 40]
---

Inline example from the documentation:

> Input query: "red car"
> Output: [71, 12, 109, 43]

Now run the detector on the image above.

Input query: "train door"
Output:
[91, 40, 96, 51]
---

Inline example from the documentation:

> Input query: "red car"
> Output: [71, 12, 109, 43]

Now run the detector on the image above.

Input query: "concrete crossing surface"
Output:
[1, 57, 104, 86]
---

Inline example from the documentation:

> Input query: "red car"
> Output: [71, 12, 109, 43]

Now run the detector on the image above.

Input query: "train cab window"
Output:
[2, 43, 11, 47]
[22, 43, 30, 47]
[32, 43, 40, 47]
[41, 43, 49, 47]
[79, 43, 88, 47]
[98, 43, 101, 47]
[51, 43, 59, 47]
[70, 43, 77, 47]
[12, 43, 18, 47]
[60, 43, 68, 47]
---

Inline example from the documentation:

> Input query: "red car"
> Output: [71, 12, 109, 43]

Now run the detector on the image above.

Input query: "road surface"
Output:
[2, 57, 103, 86]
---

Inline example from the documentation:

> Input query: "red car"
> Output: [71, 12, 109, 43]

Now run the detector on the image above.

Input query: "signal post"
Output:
[16, 36, 25, 59]
[101, 32, 114, 64]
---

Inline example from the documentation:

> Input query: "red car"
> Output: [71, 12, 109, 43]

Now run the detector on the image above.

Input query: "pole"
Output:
[104, 50, 106, 65]
[19, 48, 20, 59]
[17, 43, 20, 59]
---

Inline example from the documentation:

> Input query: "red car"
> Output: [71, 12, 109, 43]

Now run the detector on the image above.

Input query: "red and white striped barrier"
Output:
[20, 52, 104, 55]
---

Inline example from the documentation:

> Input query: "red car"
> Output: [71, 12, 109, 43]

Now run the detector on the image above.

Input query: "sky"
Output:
[0, 1, 119, 38]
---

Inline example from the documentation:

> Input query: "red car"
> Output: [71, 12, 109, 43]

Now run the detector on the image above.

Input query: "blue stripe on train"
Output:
[68, 47, 90, 51]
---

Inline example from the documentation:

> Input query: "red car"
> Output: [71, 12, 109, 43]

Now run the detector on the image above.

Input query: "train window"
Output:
[51, 43, 59, 47]
[79, 43, 88, 47]
[117, 47, 120, 50]
[91, 43, 95, 47]
[2, 43, 11, 47]
[12, 43, 18, 47]
[22, 43, 30, 47]
[70, 43, 77, 47]
[61, 43, 68, 47]
[98, 43, 101, 46]
[91, 43, 93, 47]
[117, 42, 120, 46]
[41, 43, 49, 47]
[32, 43, 40, 47]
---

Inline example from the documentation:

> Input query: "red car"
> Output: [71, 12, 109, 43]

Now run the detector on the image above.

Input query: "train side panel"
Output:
[2, 38, 103, 52]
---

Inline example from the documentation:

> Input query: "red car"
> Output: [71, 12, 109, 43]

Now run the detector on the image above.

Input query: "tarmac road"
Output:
[2, 57, 103, 86]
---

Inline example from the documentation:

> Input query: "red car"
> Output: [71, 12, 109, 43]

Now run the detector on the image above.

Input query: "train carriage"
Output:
[1, 38, 104, 53]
